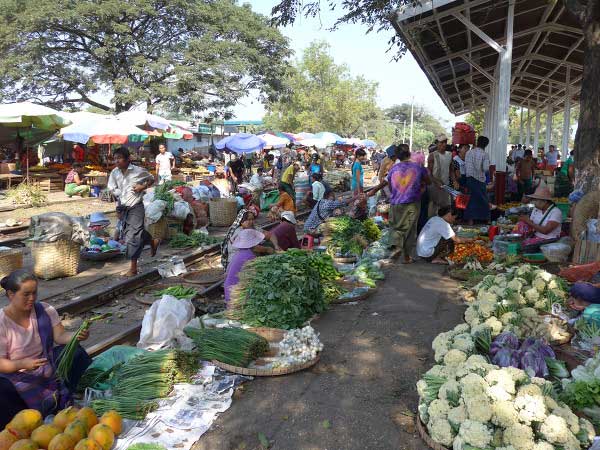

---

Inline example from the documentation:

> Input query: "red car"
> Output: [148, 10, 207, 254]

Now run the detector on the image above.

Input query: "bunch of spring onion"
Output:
[91, 397, 158, 420]
[114, 349, 199, 384]
[153, 285, 197, 300]
[184, 326, 269, 367]
[56, 315, 105, 382]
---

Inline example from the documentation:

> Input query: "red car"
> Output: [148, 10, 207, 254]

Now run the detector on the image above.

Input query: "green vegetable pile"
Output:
[561, 379, 600, 411]
[320, 217, 379, 257]
[170, 230, 220, 249]
[153, 180, 187, 214]
[184, 326, 269, 367]
[362, 218, 382, 242]
[286, 249, 341, 281]
[90, 349, 198, 419]
[352, 261, 385, 287]
[154, 285, 197, 299]
[227, 251, 327, 329]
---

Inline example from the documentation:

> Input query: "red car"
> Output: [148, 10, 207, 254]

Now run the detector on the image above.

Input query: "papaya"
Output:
[53, 408, 79, 432]
[9, 411, 42, 436]
[74, 409, 97, 432]
[0, 430, 19, 450]
[86, 425, 113, 450]
[30, 425, 61, 449]
[8, 439, 38, 450]
[98, 412, 121, 437]
[63, 422, 86, 444]
[73, 439, 101, 450]
[47, 434, 75, 450]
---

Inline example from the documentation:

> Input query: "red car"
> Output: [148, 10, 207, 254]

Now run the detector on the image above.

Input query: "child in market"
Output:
[567, 282, 600, 327]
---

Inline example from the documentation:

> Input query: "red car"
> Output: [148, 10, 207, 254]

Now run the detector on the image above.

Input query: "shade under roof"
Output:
[390, 0, 583, 115]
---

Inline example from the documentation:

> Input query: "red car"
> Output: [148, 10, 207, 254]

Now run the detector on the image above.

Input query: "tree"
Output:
[263, 41, 380, 136]
[383, 104, 446, 149]
[0, 0, 290, 115]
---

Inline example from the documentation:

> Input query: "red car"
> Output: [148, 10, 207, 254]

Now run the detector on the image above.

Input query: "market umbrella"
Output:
[116, 111, 171, 131]
[215, 133, 266, 154]
[60, 116, 149, 144]
[277, 132, 303, 144]
[336, 138, 364, 147]
[164, 124, 193, 140]
[362, 139, 377, 148]
[0, 102, 72, 130]
[257, 133, 289, 149]
[314, 132, 341, 144]
[297, 132, 315, 140]
[296, 138, 328, 149]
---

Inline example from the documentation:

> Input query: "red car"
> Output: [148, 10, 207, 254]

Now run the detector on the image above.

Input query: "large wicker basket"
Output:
[166, 218, 183, 239]
[208, 198, 238, 227]
[30, 240, 81, 280]
[0, 248, 24, 292]
[146, 216, 168, 240]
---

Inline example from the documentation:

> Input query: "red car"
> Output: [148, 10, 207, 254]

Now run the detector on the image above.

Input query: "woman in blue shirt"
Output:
[568, 282, 600, 327]
[309, 153, 323, 176]
[351, 148, 367, 195]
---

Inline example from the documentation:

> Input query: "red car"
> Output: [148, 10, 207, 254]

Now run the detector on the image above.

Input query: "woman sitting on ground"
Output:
[64, 163, 90, 197]
[515, 185, 562, 250]
[416, 207, 473, 264]
[0, 270, 91, 427]
[269, 185, 297, 220]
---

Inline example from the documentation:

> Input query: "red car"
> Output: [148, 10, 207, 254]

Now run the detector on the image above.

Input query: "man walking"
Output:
[516, 149, 536, 199]
[108, 147, 160, 276]
[370, 144, 430, 262]
[463, 136, 491, 224]
[427, 134, 453, 217]
[155, 143, 175, 184]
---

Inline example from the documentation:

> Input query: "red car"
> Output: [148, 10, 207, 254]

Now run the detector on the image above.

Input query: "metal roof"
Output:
[390, 0, 583, 115]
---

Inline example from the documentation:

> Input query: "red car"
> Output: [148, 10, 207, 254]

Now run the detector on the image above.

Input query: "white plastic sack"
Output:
[169, 201, 192, 220]
[145, 200, 167, 225]
[143, 191, 155, 207]
[137, 295, 195, 350]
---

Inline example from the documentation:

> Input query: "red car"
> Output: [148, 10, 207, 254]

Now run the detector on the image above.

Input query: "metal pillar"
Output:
[525, 106, 531, 148]
[545, 107, 553, 155]
[534, 95, 541, 153]
[561, 68, 571, 161]
[519, 107, 524, 145]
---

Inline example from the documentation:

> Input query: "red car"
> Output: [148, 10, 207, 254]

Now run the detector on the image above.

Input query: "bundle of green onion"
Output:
[184, 326, 269, 367]
[56, 315, 104, 382]
[153, 285, 197, 300]
[114, 350, 198, 383]
[91, 397, 158, 420]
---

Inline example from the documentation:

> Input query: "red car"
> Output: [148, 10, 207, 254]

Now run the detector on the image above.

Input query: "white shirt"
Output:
[530, 205, 562, 240]
[453, 155, 466, 176]
[107, 164, 153, 208]
[155, 152, 174, 174]
[312, 180, 325, 201]
[250, 173, 263, 188]
[513, 148, 525, 161]
[417, 216, 455, 258]
[545, 151, 559, 165]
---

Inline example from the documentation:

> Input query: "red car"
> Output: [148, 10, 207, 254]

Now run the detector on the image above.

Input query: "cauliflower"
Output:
[577, 417, 595, 445]
[537, 270, 553, 282]
[539, 414, 576, 444]
[519, 307, 537, 318]
[548, 279, 559, 290]
[551, 405, 579, 435]
[502, 423, 535, 450]
[487, 384, 512, 402]
[458, 420, 492, 448]
[428, 399, 451, 419]
[432, 332, 451, 362]
[464, 394, 493, 422]
[417, 379, 428, 399]
[517, 384, 543, 397]
[525, 287, 540, 303]
[454, 354, 494, 378]
[505, 366, 529, 385]
[451, 333, 474, 353]
[534, 300, 548, 310]
[444, 349, 468, 367]
[484, 316, 503, 336]
[500, 311, 519, 325]
[418, 401, 429, 423]
[464, 306, 479, 325]
[507, 279, 523, 292]
[514, 394, 547, 424]
[532, 441, 554, 450]
[428, 418, 455, 446]
[439, 379, 461, 402]
[447, 404, 467, 428]
[486, 369, 517, 394]
[533, 277, 547, 293]
[477, 298, 497, 318]
[516, 265, 533, 276]
[425, 365, 452, 379]
[543, 395, 559, 411]
[491, 400, 519, 428]
[460, 373, 488, 398]
[453, 323, 470, 334]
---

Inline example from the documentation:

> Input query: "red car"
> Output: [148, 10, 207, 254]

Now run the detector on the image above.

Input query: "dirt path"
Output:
[193, 262, 465, 450]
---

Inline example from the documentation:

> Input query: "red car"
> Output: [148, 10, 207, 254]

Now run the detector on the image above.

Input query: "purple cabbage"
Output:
[491, 348, 520, 368]
[519, 350, 549, 378]
[490, 332, 520, 357]
[489, 333, 554, 378]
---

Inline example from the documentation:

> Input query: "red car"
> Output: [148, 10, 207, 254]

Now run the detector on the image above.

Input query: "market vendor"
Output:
[155, 143, 175, 185]
[270, 185, 297, 220]
[303, 191, 348, 233]
[270, 211, 300, 251]
[64, 163, 90, 197]
[554, 150, 575, 197]
[416, 206, 474, 264]
[280, 162, 300, 206]
[308, 154, 324, 176]
[107, 147, 160, 276]
[515, 185, 562, 248]
[567, 282, 600, 327]
[224, 229, 273, 304]
[0, 270, 92, 427]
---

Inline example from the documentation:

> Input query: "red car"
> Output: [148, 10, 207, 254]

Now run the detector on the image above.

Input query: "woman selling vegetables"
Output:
[515, 185, 562, 249]
[567, 282, 600, 327]
[0, 270, 92, 427]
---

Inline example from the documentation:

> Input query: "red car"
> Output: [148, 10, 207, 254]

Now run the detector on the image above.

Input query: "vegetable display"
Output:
[169, 230, 220, 249]
[448, 243, 494, 264]
[319, 217, 380, 257]
[184, 326, 269, 367]
[56, 315, 103, 382]
[272, 326, 323, 368]
[226, 251, 327, 329]
[560, 353, 600, 423]
[154, 285, 197, 300]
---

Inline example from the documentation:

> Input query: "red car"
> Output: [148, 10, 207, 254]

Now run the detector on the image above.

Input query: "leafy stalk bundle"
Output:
[226, 252, 326, 329]
[56, 315, 104, 382]
[321, 217, 378, 257]
[169, 231, 220, 249]
[91, 397, 158, 420]
[286, 249, 341, 281]
[153, 181, 186, 214]
[184, 326, 269, 367]
[154, 285, 197, 299]
[114, 349, 199, 384]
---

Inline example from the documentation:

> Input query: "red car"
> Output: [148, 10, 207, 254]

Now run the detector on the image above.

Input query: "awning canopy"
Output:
[390, 0, 583, 115]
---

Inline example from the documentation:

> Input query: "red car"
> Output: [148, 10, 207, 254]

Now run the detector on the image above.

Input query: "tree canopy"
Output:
[384, 104, 447, 151]
[0, 0, 291, 116]
[263, 41, 380, 137]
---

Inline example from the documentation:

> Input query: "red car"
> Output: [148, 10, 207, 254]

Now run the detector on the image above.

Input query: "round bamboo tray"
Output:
[416, 416, 449, 450]
[30, 240, 80, 280]
[182, 268, 225, 285]
[210, 326, 321, 377]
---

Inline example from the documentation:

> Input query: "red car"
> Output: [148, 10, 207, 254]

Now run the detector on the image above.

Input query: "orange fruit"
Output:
[63, 422, 86, 444]
[8, 439, 38, 450]
[47, 434, 75, 450]
[30, 425, 61, 449]
[0, 430, 19, 450]
[53, 408, 79, 432]
[73, 439, 101, 450]
[99, 412, 121, 436]
[74, 409, 97, 432]
[9, 411, 42, 436]
[87, 425, 113, 450]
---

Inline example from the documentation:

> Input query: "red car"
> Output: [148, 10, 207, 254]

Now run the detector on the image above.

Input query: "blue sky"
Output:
[233, 0, 458, 128]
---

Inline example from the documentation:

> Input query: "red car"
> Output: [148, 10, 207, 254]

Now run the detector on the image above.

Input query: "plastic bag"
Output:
[29, 212, 89, 244]
[137, 295, 195, 350]
[169, 201, 192, 220]
[540, 242, 572, 262]
[145, 200, 167, 225]
[143, 191, 155, 207]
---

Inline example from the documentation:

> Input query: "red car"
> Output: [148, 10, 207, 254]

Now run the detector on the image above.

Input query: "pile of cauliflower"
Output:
[463, 264, 570, 343]
[417, 354, 594, 449]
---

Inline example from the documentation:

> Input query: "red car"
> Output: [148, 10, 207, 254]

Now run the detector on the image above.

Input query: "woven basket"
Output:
[30, 240, 81, 280]
[0, 249, 23, 292]
[166, 218, 183, 239]
[416, 417, 448, 450]
[209, 198, 238, 227]
[147, 216, 168, 240]
[182, 268, 225, 285]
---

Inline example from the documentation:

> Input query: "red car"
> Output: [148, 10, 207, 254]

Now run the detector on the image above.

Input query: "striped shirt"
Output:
[465, 147, 489, 183]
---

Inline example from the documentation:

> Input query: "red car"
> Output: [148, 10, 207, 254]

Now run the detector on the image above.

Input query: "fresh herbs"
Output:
[154, 285, 197, 299]
[169, 231, 220, 249]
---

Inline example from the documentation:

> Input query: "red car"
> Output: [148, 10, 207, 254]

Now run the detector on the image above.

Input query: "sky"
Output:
[233, 0, 458, 128]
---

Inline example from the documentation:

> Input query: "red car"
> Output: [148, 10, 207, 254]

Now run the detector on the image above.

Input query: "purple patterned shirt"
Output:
[387, 161, 428, 205]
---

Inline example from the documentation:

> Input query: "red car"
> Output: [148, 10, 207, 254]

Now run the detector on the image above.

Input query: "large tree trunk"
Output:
[568, 0, 600, 192]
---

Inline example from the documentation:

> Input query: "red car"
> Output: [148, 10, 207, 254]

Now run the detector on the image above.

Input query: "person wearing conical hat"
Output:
[517, 185, 563, 248]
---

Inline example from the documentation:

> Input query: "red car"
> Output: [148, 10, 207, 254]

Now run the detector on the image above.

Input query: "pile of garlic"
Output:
[272, 326, 324, 368]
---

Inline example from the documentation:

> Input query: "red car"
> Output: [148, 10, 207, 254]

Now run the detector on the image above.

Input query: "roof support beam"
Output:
[452, 12, 504, 53]
[534, 95, 541, 152]
[545, 84, 553, 152]
[460, 56, 495, 84]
